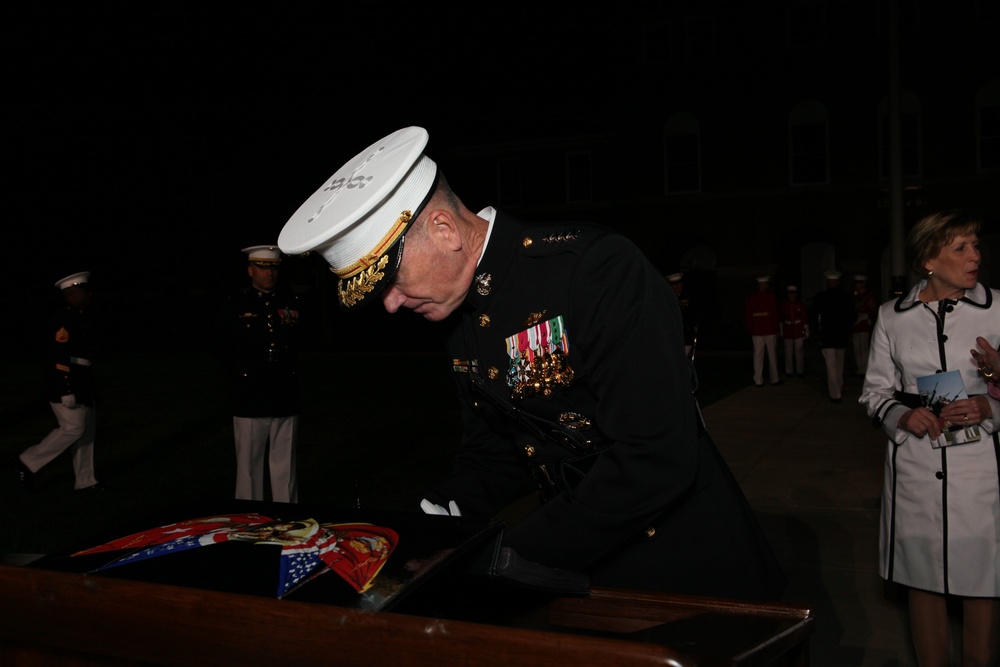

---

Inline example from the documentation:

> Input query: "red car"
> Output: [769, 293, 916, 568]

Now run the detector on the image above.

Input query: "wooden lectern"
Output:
[0, 502, 813, 666]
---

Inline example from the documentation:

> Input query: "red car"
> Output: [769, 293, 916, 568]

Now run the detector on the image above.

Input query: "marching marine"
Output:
[16, 272, 104, 491]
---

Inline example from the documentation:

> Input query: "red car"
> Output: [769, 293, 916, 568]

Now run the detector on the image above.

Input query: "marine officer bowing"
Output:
[277, 127, 785, 600]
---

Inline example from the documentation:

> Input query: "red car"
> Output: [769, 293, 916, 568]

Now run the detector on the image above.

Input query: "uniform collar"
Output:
[464, 209, 521, 312]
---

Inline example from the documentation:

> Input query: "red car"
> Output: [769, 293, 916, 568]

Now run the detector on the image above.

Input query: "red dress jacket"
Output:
[745, 291, 779, 336]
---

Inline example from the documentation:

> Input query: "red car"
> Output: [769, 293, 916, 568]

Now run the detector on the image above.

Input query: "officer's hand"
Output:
[420, 499, 461, 516]
[61, 394, 79, 410]
[490, 547, 590, 595]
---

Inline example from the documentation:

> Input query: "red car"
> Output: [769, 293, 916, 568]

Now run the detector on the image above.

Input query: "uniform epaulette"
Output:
[518, 227, 588, 257]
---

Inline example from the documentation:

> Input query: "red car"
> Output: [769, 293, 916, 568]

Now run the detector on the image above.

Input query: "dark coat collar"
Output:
[464, 210, 523, 312]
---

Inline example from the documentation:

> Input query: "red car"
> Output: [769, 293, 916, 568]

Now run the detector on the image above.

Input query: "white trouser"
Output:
[852, 332, 870, 375]
[752, 334, 779, 385]
[784, 337, 805, 375]
[233, 415, 299, 503]
[20, 402, 98, 489]
[821, 347, 846, 399]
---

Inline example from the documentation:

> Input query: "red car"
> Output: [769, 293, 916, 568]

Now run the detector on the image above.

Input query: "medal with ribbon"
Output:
[505, 315, 574, 399]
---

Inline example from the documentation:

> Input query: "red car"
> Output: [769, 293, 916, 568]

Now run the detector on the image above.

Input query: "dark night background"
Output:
[5, 6, 622, 272]
[5, 5, 652, 353]
[3, 2, 999, 354]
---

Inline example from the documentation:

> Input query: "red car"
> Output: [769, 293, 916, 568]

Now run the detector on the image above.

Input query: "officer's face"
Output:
[248, 263, 279, 292]
[381, 234, 468, 322]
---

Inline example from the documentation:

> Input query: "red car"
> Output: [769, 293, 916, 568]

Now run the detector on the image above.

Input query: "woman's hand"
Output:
[897, 407, 944, 440]
[939, 396, 992, 425]
[971, 336, 1000, 381]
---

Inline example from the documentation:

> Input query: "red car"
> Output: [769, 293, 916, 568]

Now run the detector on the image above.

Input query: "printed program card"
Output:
[917, 370, 981, 447]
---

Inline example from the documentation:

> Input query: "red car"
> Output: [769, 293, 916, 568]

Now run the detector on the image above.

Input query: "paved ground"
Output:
[701, 367, 917, 666]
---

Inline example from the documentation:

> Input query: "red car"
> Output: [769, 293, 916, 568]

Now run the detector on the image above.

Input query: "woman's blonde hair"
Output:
[905, 209, 981, 278]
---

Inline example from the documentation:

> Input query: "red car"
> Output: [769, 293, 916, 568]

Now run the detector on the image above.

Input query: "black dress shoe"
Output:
[831, 398, 843, 404]
[77, 483, 109, 492]
[14, 458, 34, 487]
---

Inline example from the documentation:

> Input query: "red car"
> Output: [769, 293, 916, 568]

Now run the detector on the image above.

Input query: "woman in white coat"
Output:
[860, 210, 999, 666]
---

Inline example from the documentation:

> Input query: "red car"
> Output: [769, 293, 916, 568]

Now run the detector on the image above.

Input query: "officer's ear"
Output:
[425, 210, 463, 252]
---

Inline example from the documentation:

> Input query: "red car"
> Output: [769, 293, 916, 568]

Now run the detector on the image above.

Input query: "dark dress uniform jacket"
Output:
[429, 213, 785, 600]
[214, 287, 302, 418]
[45, 306, 97, 406]
[810, 287, 855, 349]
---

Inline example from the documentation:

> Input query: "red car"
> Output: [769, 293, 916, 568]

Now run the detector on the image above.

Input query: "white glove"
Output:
[420, 499, 461, 517]
[61, 394, 79, 410]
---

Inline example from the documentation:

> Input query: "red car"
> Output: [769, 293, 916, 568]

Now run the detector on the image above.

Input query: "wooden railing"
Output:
[0, 563, 812, 666]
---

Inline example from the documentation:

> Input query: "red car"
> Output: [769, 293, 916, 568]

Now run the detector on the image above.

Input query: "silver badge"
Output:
[475, 273, 492, 296]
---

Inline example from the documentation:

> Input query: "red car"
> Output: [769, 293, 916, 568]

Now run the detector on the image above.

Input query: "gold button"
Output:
[524, 444, 536, 458]
[479, 314, 491, 327]
[488, 366, 499, 380]
[644, 526, 656, 538]
[522, 236, 533, 248]
[472, 400, 480, 409]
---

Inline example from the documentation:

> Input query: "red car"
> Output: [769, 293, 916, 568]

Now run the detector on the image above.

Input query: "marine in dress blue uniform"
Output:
[214, 246, 302, 503]
[276, 127, 785, 600]
[810, 270, 856, 402]
[17, 272, 102, 491]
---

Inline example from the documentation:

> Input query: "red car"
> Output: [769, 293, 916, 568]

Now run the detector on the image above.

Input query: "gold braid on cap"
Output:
[337, 254, 389, 307]
[334, 210, 412, 307]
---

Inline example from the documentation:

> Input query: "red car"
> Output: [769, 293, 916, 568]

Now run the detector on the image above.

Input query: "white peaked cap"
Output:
[278, 126, 438, 308]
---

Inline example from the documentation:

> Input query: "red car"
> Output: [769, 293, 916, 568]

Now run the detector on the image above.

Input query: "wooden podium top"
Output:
[0, 501, 814, 666]
[0, 564, 813, 667]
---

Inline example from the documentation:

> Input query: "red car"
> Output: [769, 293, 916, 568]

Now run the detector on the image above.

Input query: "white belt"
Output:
[70, 356, 92, 366]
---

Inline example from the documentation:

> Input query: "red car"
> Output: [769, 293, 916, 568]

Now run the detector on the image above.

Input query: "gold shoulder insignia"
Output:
[539, 230, 581, 244]
[55, 326, 70, 343]
[521, 229, 584, 256]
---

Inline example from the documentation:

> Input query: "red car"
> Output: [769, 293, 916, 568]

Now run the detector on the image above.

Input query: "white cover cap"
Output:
[242, 245, 282, 264]
[278, 126, 438, 308]
[55, 271, 90, 290]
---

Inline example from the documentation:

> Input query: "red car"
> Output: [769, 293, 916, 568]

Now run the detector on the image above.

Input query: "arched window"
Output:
[879, 90, 922, 179]
[800, 242, 836, 299]
[789, 100, 829, 185]
[978, 78, 1000, 172]
[664, 112, 701, 194]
